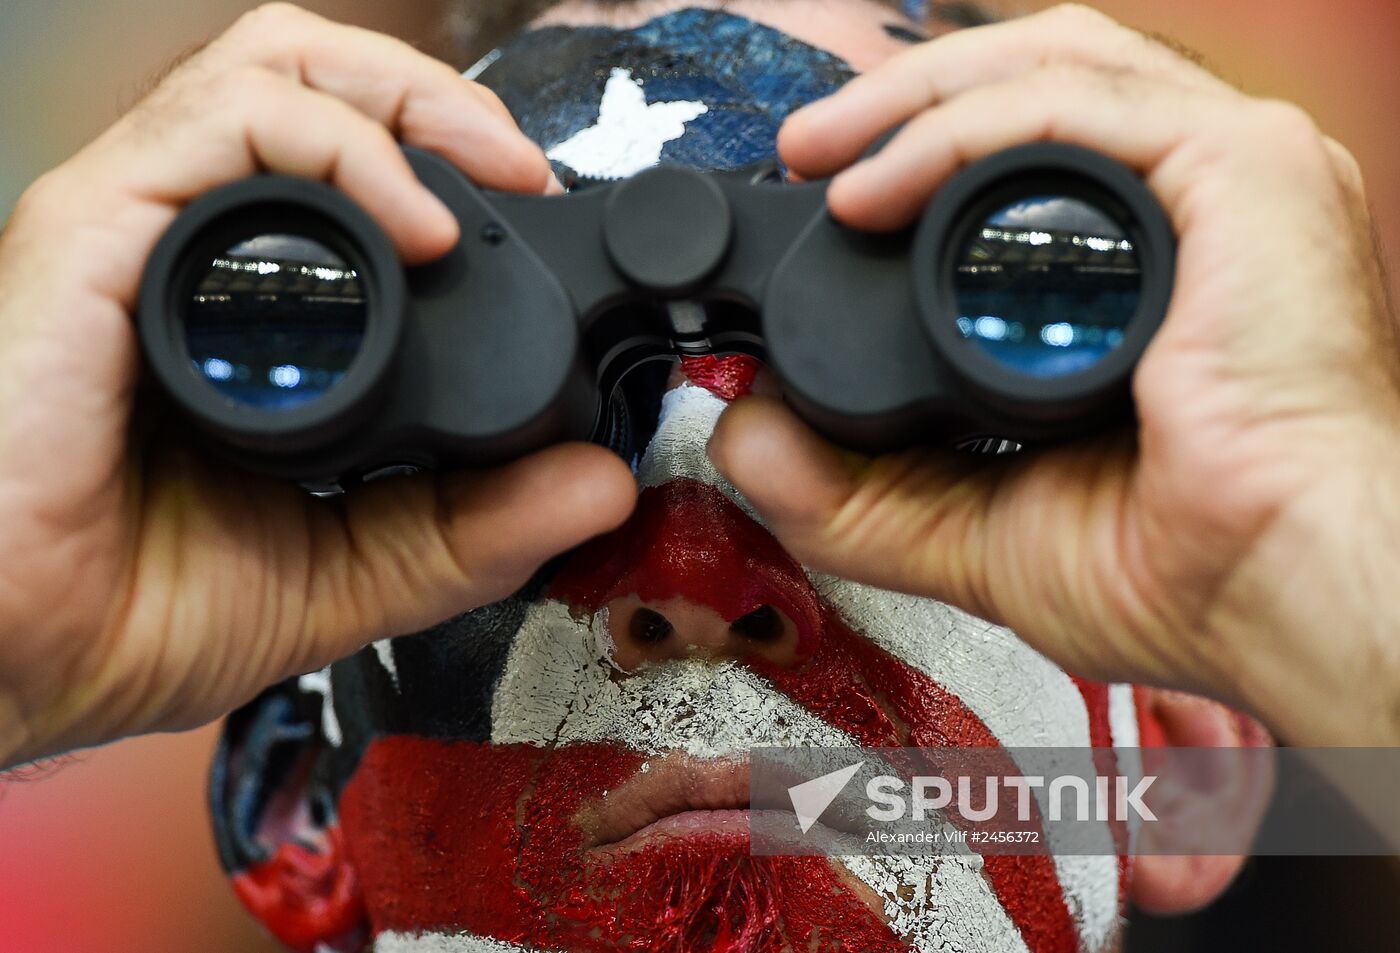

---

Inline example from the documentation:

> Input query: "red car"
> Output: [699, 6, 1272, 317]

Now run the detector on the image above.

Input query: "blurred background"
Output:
[0, 1, 1397, 951]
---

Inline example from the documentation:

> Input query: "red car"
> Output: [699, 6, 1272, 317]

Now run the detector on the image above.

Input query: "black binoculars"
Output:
[137, 142, 1174, 488]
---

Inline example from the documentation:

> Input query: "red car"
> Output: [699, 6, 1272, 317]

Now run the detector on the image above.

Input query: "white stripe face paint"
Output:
[637, 383, 761, 521]
[1109, 682, 1146, 855]
[840, 854, 1031, 953]
[1055, 685, 1141, 952]
[376, 932, 536, 953]
[1109, 683, 1140, 750]
[546, 68, 707, 180]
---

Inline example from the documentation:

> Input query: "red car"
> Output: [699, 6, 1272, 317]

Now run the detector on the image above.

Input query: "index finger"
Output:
[209, 3, 553, 195]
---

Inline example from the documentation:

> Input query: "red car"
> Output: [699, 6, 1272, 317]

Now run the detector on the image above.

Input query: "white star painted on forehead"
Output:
[546, 67, 708, 180]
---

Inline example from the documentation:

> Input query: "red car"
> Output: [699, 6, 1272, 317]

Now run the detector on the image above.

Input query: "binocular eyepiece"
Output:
[137, 143, 1174, 488]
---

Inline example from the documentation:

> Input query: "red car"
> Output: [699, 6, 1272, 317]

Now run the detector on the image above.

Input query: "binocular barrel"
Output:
[137, 143, 1175, 488]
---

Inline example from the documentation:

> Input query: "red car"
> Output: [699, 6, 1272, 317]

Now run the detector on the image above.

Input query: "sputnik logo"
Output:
[787, 762, 863, 834]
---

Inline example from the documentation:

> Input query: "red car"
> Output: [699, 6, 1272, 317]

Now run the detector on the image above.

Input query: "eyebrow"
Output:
[928, 2, 1000, 28]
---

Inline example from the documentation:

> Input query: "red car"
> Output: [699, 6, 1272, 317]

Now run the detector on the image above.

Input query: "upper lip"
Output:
[575, 753, 751, 849]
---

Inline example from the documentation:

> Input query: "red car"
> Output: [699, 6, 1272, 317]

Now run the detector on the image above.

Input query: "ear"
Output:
[211, 679, 368, 953]
[1128, 687, 1274, 915]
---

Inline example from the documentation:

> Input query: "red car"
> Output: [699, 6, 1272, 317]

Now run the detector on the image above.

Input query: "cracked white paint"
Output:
[546, 68, 707, 179]
[637, 383, 761, 522]
[376, 932, 529, 952]
[491, 599, 849, 756]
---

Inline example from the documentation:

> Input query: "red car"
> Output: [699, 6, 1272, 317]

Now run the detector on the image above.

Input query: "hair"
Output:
[447, 0, 997, 66]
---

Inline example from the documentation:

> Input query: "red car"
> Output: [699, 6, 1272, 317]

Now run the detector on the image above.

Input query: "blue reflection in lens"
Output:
[184, 234, 366, 411]
[954, 195, 1139, 379]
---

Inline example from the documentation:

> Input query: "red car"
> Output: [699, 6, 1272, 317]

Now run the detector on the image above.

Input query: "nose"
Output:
[606, 594, 802, 671]
[548, 478, 825, 670]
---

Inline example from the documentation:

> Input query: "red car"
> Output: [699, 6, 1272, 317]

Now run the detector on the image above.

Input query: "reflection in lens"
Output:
[184, 234, 367, 411]
[953, 194, 1140, 379]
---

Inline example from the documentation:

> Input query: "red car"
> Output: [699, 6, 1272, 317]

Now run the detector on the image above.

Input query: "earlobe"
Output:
[1127, 687, 1274, 915]
[1130, 848, 1248, 915]
[233, 825, 365, 953]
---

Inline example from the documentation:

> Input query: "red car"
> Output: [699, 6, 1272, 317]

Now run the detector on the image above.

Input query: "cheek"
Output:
[338, 738, 645, 940]
[338, 739, 550, 938]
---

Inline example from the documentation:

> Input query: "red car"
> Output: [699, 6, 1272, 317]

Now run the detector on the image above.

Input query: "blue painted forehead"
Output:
[470, 8, 858, 180]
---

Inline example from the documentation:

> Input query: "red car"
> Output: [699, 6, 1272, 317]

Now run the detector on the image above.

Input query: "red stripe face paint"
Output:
[679, 354, 762, 400]
[323, 379, 1134, 953]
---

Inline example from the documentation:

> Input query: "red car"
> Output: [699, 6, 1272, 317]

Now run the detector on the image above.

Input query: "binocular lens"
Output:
[952, 194, 1141, 380]
[184, 233, 368, 411]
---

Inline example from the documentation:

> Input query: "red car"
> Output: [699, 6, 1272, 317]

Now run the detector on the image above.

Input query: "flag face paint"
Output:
[213, 11, 1139, 951]
[218, 364, 1136, 953]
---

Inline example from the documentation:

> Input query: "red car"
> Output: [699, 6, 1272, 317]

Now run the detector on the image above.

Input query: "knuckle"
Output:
[1248, 99, 1335, 175]
[1047, 3, 1115, 29]
[205, 63, 284, 112]
[233, 1, 311, 35]
[1251, 98, 1320, 145]
[11, 169, 66, 224]
[1324, 138, 1366, 194]
[1029, 60, 1102, 90]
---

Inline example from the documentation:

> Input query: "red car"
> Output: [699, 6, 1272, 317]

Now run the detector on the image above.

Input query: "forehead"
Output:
[531, 0, 923, 71]
[472, 7, 860, 176]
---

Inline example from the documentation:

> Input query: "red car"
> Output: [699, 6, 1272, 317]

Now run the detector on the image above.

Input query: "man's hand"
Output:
[0, 3, 636, 768]
[710, 4, 1400, 746]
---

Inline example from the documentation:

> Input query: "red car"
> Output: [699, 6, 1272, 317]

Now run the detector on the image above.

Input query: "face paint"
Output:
[213, 10, 1143, 952]
[215, 363, 1142, 953]
[469, 9, 856, 181]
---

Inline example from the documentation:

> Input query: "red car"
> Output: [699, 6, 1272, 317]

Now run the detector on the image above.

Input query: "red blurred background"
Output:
[0, 2, 1396, 951]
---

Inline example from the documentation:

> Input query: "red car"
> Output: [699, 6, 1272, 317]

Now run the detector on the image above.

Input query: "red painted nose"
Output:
[549, 477, 824, 671]
[603, 594, 801, 669]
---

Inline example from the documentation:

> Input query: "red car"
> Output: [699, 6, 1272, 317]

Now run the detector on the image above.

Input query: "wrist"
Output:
[1207, 458, 1400, 746]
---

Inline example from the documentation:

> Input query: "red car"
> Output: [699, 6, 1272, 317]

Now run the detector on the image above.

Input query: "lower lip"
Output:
[592, 808, 751, 858]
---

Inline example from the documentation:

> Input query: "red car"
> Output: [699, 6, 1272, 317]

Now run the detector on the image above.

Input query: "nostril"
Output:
[729, 604, 784, 643]
[629, 607, 674, 645]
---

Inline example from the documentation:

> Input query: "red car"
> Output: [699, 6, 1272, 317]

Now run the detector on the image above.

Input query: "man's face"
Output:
[330, 362, 1140, 953]
[214, 6, 1143, 952]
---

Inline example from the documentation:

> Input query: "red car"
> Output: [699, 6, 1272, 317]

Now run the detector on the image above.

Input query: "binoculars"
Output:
[137, 143, 1174, 488]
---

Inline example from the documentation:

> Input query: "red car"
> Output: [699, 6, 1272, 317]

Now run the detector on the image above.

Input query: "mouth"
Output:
[575, 753, 752, 857]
